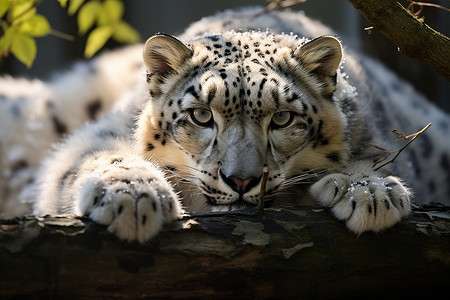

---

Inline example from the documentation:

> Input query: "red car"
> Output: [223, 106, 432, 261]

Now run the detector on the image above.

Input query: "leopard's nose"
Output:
[220, 170, 260, 194]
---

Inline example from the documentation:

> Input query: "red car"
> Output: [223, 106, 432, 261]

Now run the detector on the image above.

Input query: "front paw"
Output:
[76, 161, 182, 242]
[310, 173, 411, 234]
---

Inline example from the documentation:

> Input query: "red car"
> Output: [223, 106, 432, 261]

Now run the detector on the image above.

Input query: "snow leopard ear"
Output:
[294, 36, 342, 77]
[143, 34, 192, 76]
[293, 36, 342, 96]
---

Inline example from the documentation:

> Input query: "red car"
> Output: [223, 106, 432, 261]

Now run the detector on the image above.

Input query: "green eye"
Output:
[190, 108, 213, 127]
[271, 111, 293, 128]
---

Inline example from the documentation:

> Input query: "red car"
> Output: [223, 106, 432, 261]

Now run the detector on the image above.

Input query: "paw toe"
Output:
[310, 174, 349, 206]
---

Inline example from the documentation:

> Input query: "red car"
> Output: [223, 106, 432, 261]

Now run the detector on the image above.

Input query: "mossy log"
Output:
[1, 205, 449, 299]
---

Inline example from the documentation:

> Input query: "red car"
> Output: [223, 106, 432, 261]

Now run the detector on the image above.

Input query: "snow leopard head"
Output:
[135, 31, 347, 210]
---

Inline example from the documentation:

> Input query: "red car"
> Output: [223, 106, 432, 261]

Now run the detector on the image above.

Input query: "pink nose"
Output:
[220, 171, 260, 194]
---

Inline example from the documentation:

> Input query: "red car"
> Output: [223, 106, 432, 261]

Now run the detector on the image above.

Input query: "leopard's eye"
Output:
[271, 111, 294, 129]
[190, 108, 213, 127]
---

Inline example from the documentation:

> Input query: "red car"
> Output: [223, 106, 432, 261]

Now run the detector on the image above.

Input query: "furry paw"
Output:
[75, 156, 182, 242]
[310, 173, 411, 234]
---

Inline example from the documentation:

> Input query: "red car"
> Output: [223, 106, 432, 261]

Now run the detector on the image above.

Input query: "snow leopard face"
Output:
[135, 31, 347, 210]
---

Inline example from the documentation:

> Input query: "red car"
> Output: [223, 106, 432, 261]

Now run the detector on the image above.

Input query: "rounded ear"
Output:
[293, 36, 343, 78]
[143, 33, 192, 76]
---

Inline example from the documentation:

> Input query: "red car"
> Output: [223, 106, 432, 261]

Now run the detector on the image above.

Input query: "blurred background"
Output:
[1, 0, 448, 112]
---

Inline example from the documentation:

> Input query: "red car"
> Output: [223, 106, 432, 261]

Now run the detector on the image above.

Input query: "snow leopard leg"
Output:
[36, 142, 182, 242]
[310, 164, 411, 234]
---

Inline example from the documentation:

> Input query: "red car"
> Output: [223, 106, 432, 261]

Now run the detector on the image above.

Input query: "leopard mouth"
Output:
[204, 194, 255, 210]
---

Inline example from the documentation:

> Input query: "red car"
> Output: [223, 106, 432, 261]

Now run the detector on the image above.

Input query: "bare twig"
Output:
[371, 123, 432, 171]
[406, 0, 450, 18]
[258, 167, 269, 213]
[265, 0, 308, 12]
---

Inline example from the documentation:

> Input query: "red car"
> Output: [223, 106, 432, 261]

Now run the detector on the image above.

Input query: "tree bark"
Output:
[348, 0, 450, 81]
[1, 205, 449, 299]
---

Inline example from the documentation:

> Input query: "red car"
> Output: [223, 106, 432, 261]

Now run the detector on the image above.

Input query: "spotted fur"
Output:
[1, 8, 449, 241]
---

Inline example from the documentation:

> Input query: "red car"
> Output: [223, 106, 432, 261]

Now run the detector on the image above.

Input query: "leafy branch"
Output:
[0, 0, 141, 68]
[370, 123, 432, 171]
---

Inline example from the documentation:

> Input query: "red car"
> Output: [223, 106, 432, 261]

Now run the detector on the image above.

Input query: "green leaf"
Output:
[68, 0, 85, 16]
[0, 0, 9, 19]
[19, 14, 51, 37]
[11, 0, 36, 25]
[11, 31, 36, 68]
[77, 1, 101, 35]
[58, 0, 68, 8]
[84, 25, 113, 58]
[0, 25, 16, 54]
[98, 0, 123, 25]
[113, 21, 140, 44]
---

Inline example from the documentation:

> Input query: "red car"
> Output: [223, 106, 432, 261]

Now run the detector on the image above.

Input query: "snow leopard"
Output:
[1, 7, 449, 242]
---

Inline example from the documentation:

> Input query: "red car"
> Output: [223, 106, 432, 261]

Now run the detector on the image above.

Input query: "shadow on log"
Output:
[1, 205, 449, 299]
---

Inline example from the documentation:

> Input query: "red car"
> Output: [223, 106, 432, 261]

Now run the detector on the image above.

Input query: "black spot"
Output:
[10, 103, 21, 117]
[207, 35, 219, 42]
[98, 130, 118, 138]
[87, 100, 102, 120]
[154, 134, 160, 140]
[166, 166, 177, 173]
[152, 201, 157, 212]
[59, 167, 78, 192]
[220, 73, 227, 79]
[52, 116, 67, 136]
[142, 215, 147, 225]
[419, 133, 433, 157]
[441, 153, 450, 195]
[384, 200, 390, 210]
[407, 151, 421, 178]
[326, 152, 340, 163]
[351, 200, 356, 211]
[259, 78, 267, 90]
[118, 205, 123, 215]
[333, 186, 339, 198]
[368, 204, 372, 214]
[11, 160, 28, 174]
[147, 143, 155, 151]
[172, 112, 178, 120]
[428, 180, 436, 193]
[185, 86, 199, 99]
[271, 90, 279, 105]
[111, 158, 122, 164]
[372, 198, 377, 217]
[286, 93, 299, 103]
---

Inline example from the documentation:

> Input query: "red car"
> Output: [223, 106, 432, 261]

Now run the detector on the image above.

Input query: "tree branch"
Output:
[348, 0, 450, 81]
[1, 205, 449, 298]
